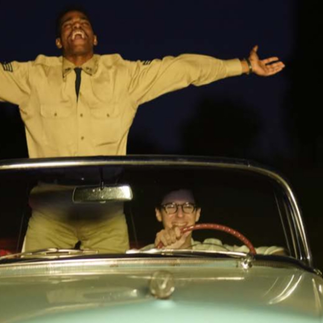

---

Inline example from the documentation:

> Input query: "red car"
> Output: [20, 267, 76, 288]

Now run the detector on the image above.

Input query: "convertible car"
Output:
[0, 155, 322, 323]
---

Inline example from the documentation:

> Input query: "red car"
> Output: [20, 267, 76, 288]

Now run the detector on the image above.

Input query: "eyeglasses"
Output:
[161, 202, 197, 215]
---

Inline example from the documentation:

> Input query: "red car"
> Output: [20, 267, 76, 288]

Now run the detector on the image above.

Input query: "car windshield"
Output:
[0, 159, 296, 260]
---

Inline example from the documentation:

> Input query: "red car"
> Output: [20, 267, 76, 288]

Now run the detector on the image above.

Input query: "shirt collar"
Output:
[62, 55, 99, 78]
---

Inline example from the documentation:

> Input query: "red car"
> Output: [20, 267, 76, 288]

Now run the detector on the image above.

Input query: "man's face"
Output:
[56, 10, 97, 58]
[155, 190, 201, 230]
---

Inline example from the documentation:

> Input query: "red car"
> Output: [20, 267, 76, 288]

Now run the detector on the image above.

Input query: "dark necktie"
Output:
[74, 68, 82, 100]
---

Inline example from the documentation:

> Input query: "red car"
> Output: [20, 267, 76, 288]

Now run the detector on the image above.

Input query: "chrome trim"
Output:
[0, 155, 250, 171]
[0, 155, 312, 266]
[240, 254, 254, 270]
[149, 270, 175, 299]
[0, 257, 309, 278]
[0, 258, 237, 278]
[243, 164, 311, 266]
[127, 249, 247, 257]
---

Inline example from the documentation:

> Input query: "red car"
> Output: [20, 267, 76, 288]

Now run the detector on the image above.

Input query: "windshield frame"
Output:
[0, 155, 312, 267]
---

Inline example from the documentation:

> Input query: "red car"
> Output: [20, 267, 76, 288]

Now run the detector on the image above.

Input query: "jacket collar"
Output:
[62, 55, 99, 78]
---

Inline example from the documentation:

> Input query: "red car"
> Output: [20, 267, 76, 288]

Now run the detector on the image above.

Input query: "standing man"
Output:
[0, 6, 285, 252]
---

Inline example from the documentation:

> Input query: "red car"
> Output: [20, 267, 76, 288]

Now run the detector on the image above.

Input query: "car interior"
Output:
[0, 164, 289, 256]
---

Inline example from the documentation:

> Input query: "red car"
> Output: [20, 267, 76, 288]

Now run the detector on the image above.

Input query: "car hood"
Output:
[0, 257, 322, 323]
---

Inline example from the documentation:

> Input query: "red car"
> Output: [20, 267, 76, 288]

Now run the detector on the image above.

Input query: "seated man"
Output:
[144, 188, 285, 255]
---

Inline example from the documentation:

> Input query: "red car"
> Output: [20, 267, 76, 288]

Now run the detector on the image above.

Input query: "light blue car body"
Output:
[0, 258, 322, 323]
[0, 156, 322, 323]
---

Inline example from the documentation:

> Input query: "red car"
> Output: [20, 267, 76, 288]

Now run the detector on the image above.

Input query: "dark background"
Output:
[0, 0, 322, 270]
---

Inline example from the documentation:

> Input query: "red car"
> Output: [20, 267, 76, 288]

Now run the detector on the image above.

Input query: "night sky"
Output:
[0, 0, 322, 268]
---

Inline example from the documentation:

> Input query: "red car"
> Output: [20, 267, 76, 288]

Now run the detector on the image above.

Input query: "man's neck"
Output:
[182, 234, 193, 249]
[64, 53, 94, 67]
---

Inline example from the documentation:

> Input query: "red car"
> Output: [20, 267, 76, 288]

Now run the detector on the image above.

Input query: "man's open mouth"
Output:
[173, 223, 187, 228]
[70, 30, 86, 41]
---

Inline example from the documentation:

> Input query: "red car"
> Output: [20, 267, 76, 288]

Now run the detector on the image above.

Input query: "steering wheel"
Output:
[158, 223, 256, 255]
[0, 249, 11, 257]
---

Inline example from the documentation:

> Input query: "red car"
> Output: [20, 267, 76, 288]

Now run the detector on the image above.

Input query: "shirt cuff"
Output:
[223, 58, 243, 77]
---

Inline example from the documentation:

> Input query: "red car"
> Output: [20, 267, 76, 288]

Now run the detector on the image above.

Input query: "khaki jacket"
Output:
[0, 54, 242, 157]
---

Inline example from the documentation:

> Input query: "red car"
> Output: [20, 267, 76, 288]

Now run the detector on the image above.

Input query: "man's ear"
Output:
[93, 35, 98, 46]
[195, 208, 201, 222]
[155, 208, 162, 222]
[56, 38, 63, 49]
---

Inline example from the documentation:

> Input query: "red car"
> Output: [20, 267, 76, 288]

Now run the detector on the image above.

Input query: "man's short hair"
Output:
[156, 187, 199, 210]
[55, 5, 93, 38]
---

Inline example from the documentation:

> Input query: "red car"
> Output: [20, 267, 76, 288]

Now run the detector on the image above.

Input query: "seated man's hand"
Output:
[154, 227, 191, 249]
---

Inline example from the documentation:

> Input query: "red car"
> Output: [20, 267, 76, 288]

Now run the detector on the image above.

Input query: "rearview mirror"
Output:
[72, 184, 133, 203]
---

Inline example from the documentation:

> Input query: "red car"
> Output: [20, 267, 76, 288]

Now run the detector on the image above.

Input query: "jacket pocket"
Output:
[89, 104, 122, 146]
[40, 103, 75, 149]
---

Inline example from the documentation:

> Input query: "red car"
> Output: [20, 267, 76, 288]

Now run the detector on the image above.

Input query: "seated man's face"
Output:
[155, 189, 201, 230]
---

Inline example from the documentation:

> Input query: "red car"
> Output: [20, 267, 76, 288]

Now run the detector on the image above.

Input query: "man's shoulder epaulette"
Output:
[1, 62, 13, 72]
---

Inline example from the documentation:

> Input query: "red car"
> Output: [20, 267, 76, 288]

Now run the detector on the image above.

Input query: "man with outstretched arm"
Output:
[0, 6, 285, 253]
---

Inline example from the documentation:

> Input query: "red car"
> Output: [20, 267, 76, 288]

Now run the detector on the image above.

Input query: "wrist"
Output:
[241, 58, 253, 75]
